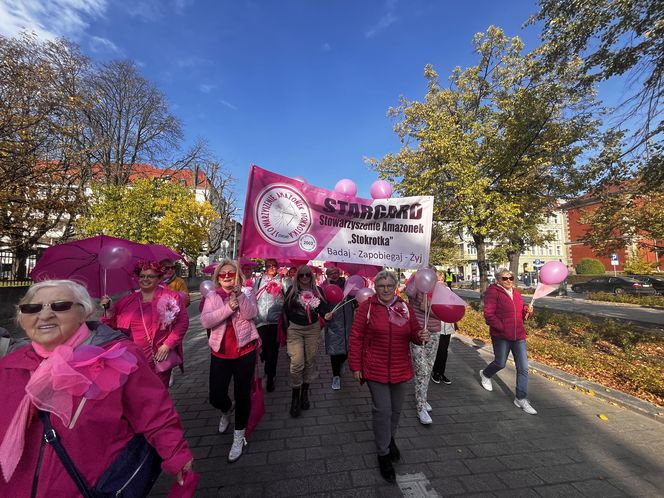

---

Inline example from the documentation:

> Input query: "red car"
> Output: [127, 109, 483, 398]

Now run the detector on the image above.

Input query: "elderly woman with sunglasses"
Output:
[479, 268, 536, 415]
[199, 259, 260, 463]
[100, 261, 189, 387]
[348, 270, 430, 484]
[283, 265, 332, 418]
[0, 280, 193, 497]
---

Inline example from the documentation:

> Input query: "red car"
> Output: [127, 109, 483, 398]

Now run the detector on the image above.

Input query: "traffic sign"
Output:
[610, 253, 619, 266]
[533, 259, 544, 268]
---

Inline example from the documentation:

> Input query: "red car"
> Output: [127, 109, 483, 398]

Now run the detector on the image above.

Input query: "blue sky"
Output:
[1, 0, 627, 218]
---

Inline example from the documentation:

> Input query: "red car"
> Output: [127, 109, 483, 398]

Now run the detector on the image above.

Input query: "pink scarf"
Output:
[0, 324, 138, 482]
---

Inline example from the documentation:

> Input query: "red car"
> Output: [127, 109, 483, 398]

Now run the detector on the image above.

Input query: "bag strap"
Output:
[38, 411, 94, 498]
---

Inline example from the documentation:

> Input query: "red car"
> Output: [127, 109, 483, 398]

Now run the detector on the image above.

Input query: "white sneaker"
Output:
[514, 398, 538, 415]
[424, 401, 432, 412]
[218, 401, 235, 434]
[228, 429, 247, 462]
[479, 370, 493, 392]
[417, 408, 433, 425]
[331, 376, 341, 390]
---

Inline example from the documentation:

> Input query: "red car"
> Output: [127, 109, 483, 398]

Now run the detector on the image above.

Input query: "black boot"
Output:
[389, 438, 401, 462]
[300, 383, 310, 410]
[377, 454, 396, 484]
[266, 375, 275, 393]
[290, 388, 301, 418]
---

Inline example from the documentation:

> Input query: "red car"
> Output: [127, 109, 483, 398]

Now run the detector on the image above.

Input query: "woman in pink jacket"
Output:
[200, 259, 260, 463]
[480, 268, 536, 415]
[0, 280, 193, 497]
[101, 260, 189, 387]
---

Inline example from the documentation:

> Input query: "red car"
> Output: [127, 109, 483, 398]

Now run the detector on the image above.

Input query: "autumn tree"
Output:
[0, 32, 91, 277]
[192, 160, 239, 257]
[82, 60, 206, 186]
[77, 178, 219, 259]
[371, 26, 600, 294]
[532, 0, 662, 145]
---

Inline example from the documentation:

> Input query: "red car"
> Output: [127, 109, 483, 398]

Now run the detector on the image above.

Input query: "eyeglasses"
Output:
[139, 274, 160, 280]
[376, 284, 396, 290]
[163, 265, 175, 270]
[265, 264, 278, 268]
[218, 272, 237, 279]
[501, 276, 515, 281]
[19, 301, 82, 314]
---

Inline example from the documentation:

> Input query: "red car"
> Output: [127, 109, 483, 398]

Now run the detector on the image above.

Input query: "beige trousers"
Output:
[287, 322, 321, 387]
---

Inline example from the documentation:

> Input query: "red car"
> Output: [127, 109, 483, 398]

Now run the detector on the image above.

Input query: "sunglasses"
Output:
[376, 284, 396, 290]
[265, 264, 278, 268]
[139, 274, 160, 280]
[501, 276, 515, 281]
[218, 271, 237, 279]
[299, 273, 312, 277]
[19, 301, 81, 314]
[163, 265, 175, 270]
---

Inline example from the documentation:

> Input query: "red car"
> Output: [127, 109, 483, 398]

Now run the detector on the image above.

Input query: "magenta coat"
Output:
[483, 284, 530, 341]
[0, 323, 192, 498]
[102, 286, 189, 369]
[348, 295, 423, 384]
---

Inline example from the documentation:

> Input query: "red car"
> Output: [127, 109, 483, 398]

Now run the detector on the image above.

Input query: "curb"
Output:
[453, 332, 664, 424]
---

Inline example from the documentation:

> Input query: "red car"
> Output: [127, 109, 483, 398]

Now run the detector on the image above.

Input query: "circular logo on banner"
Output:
[298, 233, 317, 252]
[254, 183, 312, 246]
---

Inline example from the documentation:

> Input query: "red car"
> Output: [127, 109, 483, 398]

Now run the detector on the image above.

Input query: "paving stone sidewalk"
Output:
[152, 304, 664, 497]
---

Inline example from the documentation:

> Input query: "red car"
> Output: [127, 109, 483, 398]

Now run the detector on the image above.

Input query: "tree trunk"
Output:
[474, 236, 489, 307]
[507, 250, 520, 280]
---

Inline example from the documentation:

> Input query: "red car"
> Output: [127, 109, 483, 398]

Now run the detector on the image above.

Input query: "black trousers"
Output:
[257, 324, 280, 378]
[432, 334, 451, 376]
[209, 349, 256, 430]
[330, 354, 347, 376]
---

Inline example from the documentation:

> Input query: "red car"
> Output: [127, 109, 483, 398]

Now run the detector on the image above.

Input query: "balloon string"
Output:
[331, 297, 355, 314]
[423, 294, 430, 330]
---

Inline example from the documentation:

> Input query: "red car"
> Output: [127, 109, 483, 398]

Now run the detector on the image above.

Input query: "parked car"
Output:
[571, 276, 656, 296]
[631, 275, 664, 295]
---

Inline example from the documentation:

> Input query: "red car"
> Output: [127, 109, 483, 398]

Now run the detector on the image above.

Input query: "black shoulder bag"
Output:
[38, 411, 162, 498]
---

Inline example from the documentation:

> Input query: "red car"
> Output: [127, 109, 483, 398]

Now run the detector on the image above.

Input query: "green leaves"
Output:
[77, 178, 219, 259]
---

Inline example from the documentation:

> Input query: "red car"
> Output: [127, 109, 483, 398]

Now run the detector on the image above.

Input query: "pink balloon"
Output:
[370, 180, 393, 199]
[293, 176, 307, 183]
[355, 287, 375, 304]
[431, 304, 466, 323]
[345, 275, 366, 296]
[99, 245, 132, 269]
[199, 280, 214, 297]
[414, 268, 437, 293]
[539, 261, 568, 285]
[334, 179, 357, 196]
[323, 284, 343, 305]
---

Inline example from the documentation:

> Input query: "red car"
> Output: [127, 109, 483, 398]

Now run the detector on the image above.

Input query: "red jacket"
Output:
[483, 284, 529, 341]
[348, 295, 423, 384]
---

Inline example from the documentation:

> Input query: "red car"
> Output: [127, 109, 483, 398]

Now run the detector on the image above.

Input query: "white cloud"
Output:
[173, 0, 194, 15]
[89, 35, 121, 54]
[199, 83, 216, 93]
[0, 0, 107, 39]
[219, 100, 237, 111]
[365, 0, 398, 39]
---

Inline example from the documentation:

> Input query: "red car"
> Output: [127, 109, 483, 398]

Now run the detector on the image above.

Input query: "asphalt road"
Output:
[455, 289, 664, 329]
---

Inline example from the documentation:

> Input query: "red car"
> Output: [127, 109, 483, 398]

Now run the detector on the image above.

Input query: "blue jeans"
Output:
[483, 337, 529, 400]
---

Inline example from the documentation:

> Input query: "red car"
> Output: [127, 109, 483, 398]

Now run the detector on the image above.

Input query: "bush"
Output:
[586, 292, 664, 307]
[576, 258, 606, 275]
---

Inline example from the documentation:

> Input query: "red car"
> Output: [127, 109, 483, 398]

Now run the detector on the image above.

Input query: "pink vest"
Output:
[200, 289, 260, 352]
